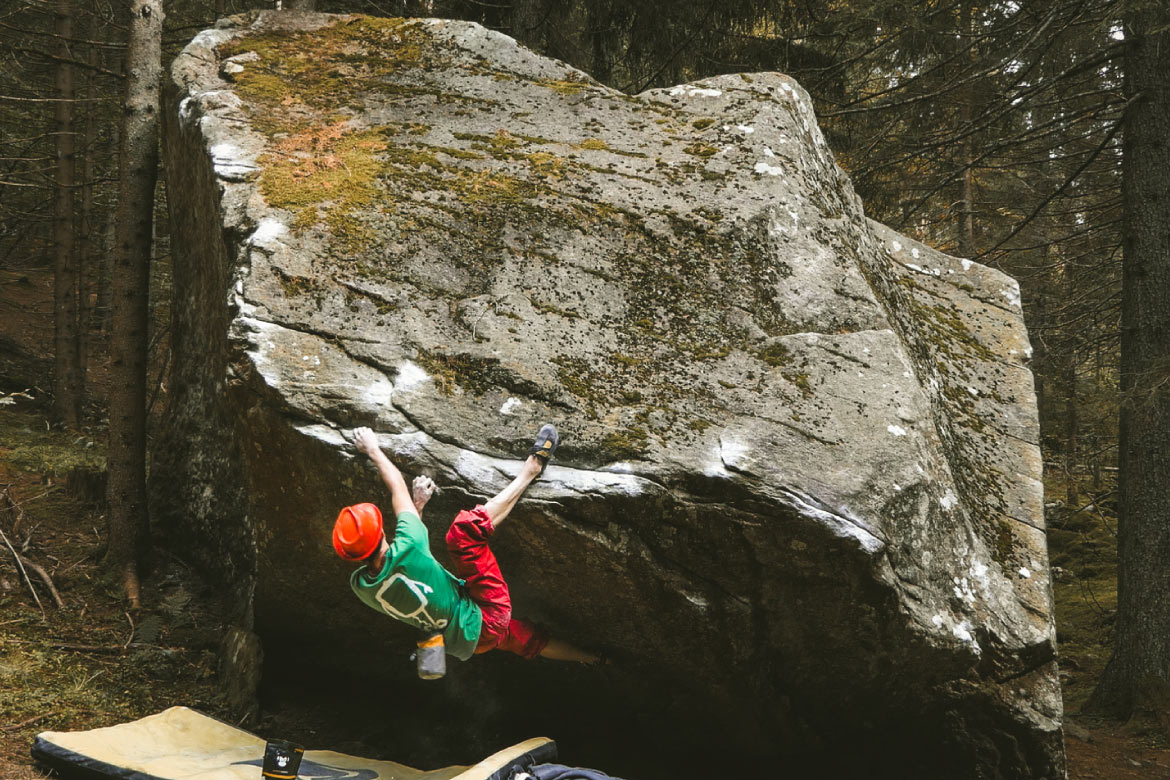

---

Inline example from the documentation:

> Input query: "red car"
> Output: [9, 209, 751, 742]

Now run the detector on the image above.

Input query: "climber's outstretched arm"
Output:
[353, 426, 416, 519]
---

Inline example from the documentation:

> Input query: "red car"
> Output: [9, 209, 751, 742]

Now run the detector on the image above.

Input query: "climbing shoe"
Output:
[530, 424, 559, 475]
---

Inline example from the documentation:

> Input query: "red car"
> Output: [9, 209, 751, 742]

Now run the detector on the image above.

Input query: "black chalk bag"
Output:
[261, 739, 304, 779]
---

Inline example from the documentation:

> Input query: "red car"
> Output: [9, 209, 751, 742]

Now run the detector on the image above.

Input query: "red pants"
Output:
[445, 506, 549, 659]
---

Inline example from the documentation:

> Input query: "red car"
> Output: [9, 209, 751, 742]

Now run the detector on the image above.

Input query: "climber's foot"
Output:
[529, 424, 559, 477]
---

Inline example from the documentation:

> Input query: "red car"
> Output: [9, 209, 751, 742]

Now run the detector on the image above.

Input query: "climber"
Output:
[333, 424, 602, 667]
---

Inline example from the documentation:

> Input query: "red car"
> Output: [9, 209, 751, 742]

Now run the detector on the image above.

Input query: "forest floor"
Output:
[1, 267, 1169, 778]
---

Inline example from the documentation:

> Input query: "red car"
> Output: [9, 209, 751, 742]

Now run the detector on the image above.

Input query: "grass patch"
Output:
[0, 411, 105, 477]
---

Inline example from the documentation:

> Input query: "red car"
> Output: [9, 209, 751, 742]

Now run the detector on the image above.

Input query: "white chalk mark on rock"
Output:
[394, 361, 429, 393]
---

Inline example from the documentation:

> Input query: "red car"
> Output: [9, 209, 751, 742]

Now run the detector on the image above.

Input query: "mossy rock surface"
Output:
[157, 11, 1062, 779]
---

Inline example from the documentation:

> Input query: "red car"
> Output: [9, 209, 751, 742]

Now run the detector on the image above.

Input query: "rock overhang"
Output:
[156, 11, 1064, 778]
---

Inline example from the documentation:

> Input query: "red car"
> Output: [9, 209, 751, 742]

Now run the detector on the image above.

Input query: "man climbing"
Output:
[333, 424, 601, 668]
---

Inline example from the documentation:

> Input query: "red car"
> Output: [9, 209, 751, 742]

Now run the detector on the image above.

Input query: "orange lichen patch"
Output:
[257, 120, 388, 249]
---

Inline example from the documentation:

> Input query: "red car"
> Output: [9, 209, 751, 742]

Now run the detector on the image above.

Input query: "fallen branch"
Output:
[1, 636, 158, 654]
[1, 711, 56, 731]
[1, 486, 65, 609]
[4, 485, 58, 508]
[0, 524, 43, 617]
[0, 388, 34, 405]
[49, 641, 156, 654]
[16, 551, 64, 608]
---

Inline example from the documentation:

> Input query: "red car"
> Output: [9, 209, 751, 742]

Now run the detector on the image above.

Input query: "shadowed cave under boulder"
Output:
[151, 11, 1064, 779]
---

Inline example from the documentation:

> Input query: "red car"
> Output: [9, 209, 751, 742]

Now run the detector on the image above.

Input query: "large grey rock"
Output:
[155, 11, 1064, 779]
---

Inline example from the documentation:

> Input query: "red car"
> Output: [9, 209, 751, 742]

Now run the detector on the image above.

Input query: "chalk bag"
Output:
[261, 739, 304, 780]
[417, 631, 446, 680]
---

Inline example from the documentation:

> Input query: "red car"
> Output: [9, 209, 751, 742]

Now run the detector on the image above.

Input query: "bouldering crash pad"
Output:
[32, 706, 556, 780]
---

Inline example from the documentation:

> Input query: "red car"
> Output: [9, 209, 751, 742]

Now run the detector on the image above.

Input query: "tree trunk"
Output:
[588, 3, 613, 85]
[78, 48, 99, 397]
[97, 120, 120, 336]
[106, 0, 163, 609]
[957, 0, 977, 259]
[1063, 356, 1078, 506]
[1029, 278, 1047, 405]
[959, 162, 976, 257]
[52, 0, 81, 428]
[1086, 3, 1170, 720]
[511, 0, 546, 51]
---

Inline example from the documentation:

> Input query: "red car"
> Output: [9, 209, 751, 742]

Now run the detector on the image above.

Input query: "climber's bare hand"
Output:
[412, 475, 437, 513]
[352, 426, 380, 456]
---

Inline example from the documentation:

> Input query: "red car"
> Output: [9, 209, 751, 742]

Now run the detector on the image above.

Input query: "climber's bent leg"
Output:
[492, 615, 550, 659]
[446, 507, 513, 650]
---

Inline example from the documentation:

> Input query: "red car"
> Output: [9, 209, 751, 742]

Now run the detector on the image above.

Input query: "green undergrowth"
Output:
[1045, 473, 1119, 713]
[0, 409, 105, 476]
[0, 408, 225, 776]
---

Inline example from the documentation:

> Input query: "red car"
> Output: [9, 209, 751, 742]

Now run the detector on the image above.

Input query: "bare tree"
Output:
[52, 0, 81, 427]
[106, 0, 163, 608]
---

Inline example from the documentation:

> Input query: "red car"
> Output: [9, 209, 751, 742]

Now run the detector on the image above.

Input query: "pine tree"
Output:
[1087, 0, 1170, 720]
[106, 0, 163, 608]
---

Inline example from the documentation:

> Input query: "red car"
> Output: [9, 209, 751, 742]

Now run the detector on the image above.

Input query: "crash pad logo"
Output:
[234, 757, 379, 779]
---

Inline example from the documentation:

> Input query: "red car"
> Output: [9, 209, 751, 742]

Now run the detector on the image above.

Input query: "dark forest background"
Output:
[1, 0, 1167, 735]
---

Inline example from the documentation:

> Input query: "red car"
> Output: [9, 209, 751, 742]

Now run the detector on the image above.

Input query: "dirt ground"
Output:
[1065, 723, 1170, 778]
[2, 267, 1169, 778]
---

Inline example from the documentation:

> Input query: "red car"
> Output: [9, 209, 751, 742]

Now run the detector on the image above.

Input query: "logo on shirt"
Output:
[375, 572, 448, 631]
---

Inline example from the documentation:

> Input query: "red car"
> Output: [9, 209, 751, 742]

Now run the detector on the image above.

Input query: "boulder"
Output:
[154, 11, 1064, 779]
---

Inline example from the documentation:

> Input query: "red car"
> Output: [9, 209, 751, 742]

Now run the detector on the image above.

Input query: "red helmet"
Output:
[332, 503, 384, 561]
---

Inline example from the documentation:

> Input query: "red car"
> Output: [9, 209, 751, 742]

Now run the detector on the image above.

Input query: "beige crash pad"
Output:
[33, 706, 555, 780]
